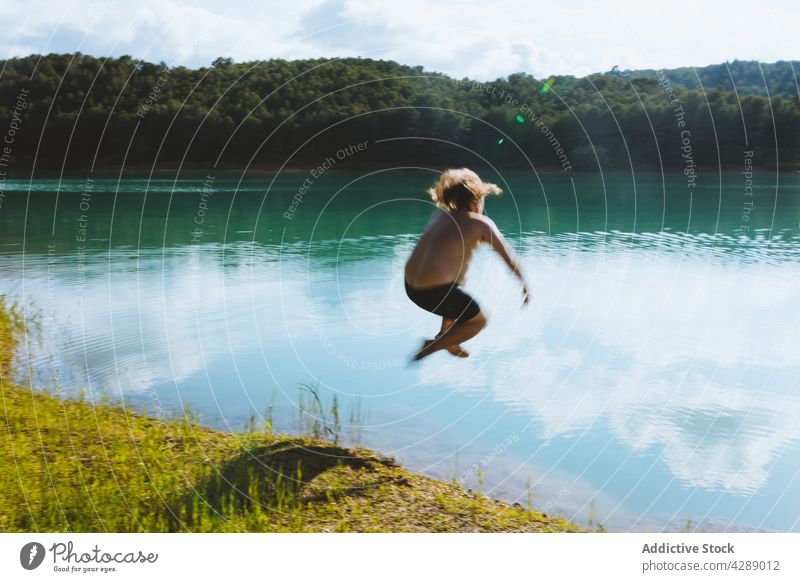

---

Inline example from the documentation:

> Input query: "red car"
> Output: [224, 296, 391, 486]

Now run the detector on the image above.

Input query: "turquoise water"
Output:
[2, 169, 800, 532]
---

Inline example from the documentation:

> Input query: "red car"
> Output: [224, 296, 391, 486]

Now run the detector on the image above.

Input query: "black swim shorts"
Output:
[404, 280, 481, 322]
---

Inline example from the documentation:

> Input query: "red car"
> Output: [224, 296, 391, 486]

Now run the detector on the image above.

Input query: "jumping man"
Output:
[404, 168, 530, 361]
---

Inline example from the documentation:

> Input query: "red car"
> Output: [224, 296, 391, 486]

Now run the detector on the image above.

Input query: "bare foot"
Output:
[446, 345, 470, 358]
[433, 330, 470, 358]
[412, 339, 470, 361]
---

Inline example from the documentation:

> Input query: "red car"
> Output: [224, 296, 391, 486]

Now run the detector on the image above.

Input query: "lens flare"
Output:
[540, 77, 555, 94]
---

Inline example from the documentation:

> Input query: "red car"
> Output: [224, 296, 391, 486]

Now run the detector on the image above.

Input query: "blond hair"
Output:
[427, 168, 502, 211]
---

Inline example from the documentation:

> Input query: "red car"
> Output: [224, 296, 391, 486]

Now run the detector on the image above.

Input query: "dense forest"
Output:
[0, 54, 798, 172]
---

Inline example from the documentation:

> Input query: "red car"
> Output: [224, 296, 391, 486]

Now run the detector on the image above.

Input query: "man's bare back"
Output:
[404, 209, 488, 288]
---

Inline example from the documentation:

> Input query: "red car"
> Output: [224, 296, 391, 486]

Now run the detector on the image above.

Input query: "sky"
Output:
[1, 0, 798, 80]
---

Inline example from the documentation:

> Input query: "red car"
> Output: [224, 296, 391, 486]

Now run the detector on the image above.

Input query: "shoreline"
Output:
[0, 298, 582, 533]
[0, 384, 583, 533]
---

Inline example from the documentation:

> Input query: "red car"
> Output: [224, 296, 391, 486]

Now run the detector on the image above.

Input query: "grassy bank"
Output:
[0, 298, 580, 532]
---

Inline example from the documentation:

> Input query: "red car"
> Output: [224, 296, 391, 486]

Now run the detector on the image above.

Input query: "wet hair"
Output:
[427, 168, 502, 211]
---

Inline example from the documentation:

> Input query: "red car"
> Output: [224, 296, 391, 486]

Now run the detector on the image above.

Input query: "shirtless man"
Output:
[404, 168, 529, 361]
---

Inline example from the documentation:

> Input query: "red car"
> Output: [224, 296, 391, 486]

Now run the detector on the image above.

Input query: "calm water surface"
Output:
[2, 169, 799, 532]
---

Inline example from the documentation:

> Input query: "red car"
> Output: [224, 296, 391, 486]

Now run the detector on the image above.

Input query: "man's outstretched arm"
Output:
[483, 217, 530, 305]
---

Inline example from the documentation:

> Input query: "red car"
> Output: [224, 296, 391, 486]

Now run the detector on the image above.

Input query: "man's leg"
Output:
[438, 318, 469, 357]
[414, 311, 488, 360]
[439, 318, 454, 335]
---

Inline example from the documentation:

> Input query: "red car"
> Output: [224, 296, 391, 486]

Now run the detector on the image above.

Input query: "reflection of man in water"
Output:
[404, 169, 529, 361]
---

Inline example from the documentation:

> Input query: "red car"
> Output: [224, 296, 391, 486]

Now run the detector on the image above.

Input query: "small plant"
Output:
[347, 396, 366, 444]
[525, 476, 534, 511]
[297, 383, 340, 442]
[247, 413, 256, 433]
[330, 394, 341, 445]
[264, 388, 277, 436]
[0, 296, 31, 381]
[586, 498, 607, 532]
[450, 451, 460, 485]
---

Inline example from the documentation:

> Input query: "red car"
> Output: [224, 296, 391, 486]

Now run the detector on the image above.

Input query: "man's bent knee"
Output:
[469, 310, 488, 328]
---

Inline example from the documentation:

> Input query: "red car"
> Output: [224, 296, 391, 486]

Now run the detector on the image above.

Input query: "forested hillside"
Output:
[0, 54, 797, 171]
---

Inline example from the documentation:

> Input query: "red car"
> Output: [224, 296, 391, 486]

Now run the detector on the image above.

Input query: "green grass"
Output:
[0, 297, 581, 533]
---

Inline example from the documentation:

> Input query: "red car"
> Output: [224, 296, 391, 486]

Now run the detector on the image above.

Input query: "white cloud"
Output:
[1, 0, 797, 79]
[0, 0, 316, 67]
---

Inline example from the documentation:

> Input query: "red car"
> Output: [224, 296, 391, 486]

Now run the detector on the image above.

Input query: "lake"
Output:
[1, 168, 799, 532]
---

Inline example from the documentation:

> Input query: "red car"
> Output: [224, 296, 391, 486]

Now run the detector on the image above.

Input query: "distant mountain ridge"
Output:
[600, 60, 800, 99]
